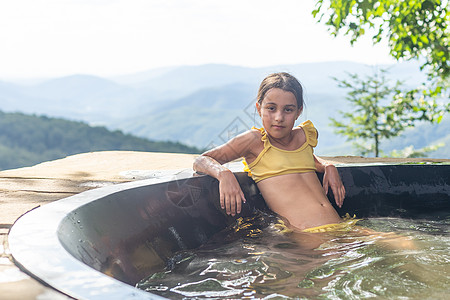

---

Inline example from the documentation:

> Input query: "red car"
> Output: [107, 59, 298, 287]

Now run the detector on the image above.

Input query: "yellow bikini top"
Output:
[243, 120, 318, 183]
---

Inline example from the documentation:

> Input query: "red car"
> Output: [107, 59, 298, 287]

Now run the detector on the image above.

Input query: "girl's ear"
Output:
[295, 107, 303, 120]
[256, 102, 261, 116]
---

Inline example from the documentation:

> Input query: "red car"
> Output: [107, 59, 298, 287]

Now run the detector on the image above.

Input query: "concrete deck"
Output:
[1, 151, 448, 299]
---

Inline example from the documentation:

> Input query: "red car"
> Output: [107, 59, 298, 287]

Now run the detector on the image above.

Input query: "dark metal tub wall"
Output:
[8, 164, 450, 300]
[57, 173, 264, 286]
[8, 171, 265, 300]
[329, 165, 450, 218]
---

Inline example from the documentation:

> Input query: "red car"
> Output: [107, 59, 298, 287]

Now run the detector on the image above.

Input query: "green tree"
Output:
[330, 68, 446, 157]
[312, 0, 449, 96]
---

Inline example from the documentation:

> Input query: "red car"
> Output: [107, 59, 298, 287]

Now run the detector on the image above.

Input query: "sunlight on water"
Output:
[136, 213, 450, 299]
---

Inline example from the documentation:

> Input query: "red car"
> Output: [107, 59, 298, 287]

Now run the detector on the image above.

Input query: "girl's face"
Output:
[256, 88, 302, 139]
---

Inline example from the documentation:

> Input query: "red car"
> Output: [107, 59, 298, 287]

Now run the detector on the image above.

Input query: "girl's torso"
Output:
[243, 121, 341, 231]
[257, 173, 341, 231]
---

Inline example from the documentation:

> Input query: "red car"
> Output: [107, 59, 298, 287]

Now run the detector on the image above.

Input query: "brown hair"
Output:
[257, 72, 304, 109]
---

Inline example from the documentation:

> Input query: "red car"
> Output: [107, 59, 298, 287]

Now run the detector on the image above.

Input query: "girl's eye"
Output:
[266, 106, 275, 111]
[285, 108, 294, 112]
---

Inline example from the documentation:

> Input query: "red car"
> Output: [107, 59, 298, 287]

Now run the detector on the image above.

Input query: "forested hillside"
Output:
[0, 111, 200, 170]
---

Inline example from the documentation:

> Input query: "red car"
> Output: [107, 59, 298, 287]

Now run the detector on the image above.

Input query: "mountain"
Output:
[0, 111, 200, 171]
[111, 61, 426, 95]
[1, 61, 447, 159]
[1, 75, 153, 124]
[379, 116, 450, 157]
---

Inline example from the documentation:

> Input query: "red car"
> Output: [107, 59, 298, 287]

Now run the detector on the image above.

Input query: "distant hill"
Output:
[0, 111, 200, 171]
[1, 61, 448, 159]
[379, 116, 450, 158]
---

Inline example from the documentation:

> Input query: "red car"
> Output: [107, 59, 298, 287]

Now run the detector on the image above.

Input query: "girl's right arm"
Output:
[193, 131, 257, 216]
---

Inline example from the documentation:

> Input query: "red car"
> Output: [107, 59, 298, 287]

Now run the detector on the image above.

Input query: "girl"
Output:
[193, 72, 347, 233]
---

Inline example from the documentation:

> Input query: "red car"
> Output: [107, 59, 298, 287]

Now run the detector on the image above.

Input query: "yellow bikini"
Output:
[273, 214, 361, 234]
[243, 120, 318, 183]
[302, 215, 361, 233]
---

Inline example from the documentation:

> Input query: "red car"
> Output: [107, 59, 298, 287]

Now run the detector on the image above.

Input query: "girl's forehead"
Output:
[262, 88, 297, 105]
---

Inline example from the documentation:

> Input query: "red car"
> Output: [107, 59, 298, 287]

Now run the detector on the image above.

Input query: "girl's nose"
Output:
[275, 111, 284, 121]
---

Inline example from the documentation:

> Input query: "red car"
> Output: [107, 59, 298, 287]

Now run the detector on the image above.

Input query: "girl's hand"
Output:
[322, 165, 345, 208]
[218, 169, 246, 216]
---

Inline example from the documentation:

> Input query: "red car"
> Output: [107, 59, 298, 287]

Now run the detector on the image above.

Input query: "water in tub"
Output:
[136, 211, 450, 299]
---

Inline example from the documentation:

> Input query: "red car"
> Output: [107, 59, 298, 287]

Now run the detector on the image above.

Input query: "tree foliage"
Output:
[330, 68, 448, 156]
[0, 111, 200, 170]
[313, 0, 449, 95]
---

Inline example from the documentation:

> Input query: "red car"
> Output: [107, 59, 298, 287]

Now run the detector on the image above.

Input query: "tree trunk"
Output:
[375, 134, 379, 157]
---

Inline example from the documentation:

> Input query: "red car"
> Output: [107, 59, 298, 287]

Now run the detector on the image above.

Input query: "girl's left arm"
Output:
[314, 155, 345, 208]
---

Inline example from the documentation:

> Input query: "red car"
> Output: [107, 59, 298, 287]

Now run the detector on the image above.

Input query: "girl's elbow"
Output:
[193, 154, 213, 170]
[193, 155, 205, 170]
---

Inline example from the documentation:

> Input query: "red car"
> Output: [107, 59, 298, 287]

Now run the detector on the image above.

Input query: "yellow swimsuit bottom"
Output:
[302, 217, 360, 233]
[273, 213, 361, 234]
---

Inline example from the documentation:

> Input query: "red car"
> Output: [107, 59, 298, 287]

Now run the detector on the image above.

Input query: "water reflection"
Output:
[137, 213, 450, 299]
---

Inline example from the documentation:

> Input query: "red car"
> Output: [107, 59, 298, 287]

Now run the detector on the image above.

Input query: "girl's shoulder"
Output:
[230, 128, 264, 158]
[294, 120, 318, 146]
[249, 126, 269, 139]
[295, 120, 317, 135]
[244, 129, 265, 160]
[228, 129, 262, 150]
[243, 128, 265, 145]
[205, 129, 261, 163]
[297, 120, 316, 130]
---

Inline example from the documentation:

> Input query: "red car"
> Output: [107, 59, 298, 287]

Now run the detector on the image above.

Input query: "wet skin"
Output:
[257, 172, 341, 231]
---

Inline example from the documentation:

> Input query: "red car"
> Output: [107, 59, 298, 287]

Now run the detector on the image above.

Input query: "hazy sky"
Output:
[0, 0, 396, 79]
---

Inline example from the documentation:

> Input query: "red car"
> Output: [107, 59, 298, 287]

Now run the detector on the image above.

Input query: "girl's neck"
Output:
[267, 131, 296, 149]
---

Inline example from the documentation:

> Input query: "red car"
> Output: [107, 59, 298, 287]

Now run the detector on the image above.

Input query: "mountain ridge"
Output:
[0, 61, 447, 158]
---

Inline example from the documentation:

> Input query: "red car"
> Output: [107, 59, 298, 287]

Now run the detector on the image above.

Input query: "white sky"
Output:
[0, 0, 396, 79]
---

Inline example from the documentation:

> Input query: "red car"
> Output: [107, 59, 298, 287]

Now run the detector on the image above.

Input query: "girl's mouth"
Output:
[272, 125, 284, 129]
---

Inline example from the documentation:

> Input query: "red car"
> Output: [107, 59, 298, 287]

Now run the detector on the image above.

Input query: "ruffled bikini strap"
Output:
[243, 127, 271, 177]
[251, 126, 270, 147]
[300, 120, 318, 147]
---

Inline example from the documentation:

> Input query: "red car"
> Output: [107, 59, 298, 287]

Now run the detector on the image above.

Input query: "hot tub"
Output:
[8, 164, 450, 299]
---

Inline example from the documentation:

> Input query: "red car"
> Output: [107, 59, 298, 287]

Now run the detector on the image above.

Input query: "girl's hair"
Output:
[257, 72, 304, 109]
